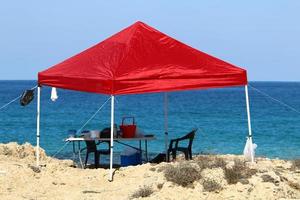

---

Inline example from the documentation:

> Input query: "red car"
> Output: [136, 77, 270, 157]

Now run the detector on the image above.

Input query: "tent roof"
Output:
[38, 21, 247, 95]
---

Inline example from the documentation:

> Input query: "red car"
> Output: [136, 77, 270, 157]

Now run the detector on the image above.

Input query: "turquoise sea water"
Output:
[0, 81, 299, 160]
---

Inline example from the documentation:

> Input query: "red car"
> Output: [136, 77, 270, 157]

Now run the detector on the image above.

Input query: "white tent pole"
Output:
[109, 95, 115, 181]
[245, 85, 254, 163]
[36, 86, 41, 167]
[164, 93, 168, 161]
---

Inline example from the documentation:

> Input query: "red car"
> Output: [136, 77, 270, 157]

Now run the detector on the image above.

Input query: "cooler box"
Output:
[120, 148, 142, 167]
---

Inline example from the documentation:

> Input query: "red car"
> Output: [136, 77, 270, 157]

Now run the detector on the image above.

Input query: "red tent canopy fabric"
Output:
[38, 21, 247, 95]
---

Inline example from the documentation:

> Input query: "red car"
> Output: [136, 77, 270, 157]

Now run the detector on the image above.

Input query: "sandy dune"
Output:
[0, 142, 299, 200]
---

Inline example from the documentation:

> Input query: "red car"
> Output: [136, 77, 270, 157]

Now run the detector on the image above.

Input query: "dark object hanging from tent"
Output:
[20, 90, 35, 106]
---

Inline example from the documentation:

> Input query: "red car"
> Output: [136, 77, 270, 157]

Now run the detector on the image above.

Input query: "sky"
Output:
[0, 0, 299, 81]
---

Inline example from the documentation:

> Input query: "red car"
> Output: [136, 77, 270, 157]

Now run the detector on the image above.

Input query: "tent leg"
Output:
[245, 85, 254, 163]
[164, 93, 169, 161]
[36, 86, 41, 167]
[109, 95, 115, 181]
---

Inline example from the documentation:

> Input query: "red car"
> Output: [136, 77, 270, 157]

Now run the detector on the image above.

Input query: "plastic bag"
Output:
[243, 137, 257, 161]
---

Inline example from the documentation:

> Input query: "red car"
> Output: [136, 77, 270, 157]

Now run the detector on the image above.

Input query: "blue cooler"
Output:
[120, 148, 142, 167]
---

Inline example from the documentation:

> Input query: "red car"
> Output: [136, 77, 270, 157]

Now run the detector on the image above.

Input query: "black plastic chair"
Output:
[150, 129, 197, 164]
[167, 129, 197, 161]
[84, 129, 111, 168]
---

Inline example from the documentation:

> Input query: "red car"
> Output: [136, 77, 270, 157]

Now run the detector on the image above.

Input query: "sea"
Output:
[0, 81, 299, 162]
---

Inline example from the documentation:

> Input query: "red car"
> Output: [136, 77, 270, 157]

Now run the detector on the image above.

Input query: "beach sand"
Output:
[0, 142, 299, 200]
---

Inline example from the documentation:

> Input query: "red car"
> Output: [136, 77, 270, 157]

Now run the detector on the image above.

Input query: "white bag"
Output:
[51, 87, 58, 101]
[243, 137, 257, 161]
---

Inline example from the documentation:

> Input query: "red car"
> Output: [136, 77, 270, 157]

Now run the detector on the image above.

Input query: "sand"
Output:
[0, 142, 300, 200]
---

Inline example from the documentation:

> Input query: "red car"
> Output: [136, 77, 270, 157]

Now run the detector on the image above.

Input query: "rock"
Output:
[29, 165, 41, 173]
[261, 172, 280, 186]
[239, 178, 250, 185]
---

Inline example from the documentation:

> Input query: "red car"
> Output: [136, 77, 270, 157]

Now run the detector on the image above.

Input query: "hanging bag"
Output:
[20, 89, 34, 106]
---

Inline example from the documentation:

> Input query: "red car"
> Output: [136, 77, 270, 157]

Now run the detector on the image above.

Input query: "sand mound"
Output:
[0, 142, 46, 160]
[0, 142, 300, 200]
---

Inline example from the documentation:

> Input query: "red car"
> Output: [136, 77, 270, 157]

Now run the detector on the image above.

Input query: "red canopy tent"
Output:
[37, 21, 254, 181]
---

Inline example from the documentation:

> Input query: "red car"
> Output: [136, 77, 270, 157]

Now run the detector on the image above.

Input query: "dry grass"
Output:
[202, 179, 222, 192]
[164, 162, 201, 187]
[224, 159, 257, 184]
[130, 185, 154, 199]
[195, 156, 214, 169]
[163, 157, 257, 188]
[195, 156, 227, 170]
[224, 168, 240, 184]
[213, 157, 227, 169]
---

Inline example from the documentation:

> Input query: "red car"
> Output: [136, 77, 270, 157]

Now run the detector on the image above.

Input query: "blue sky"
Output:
[0, 1, 299, 81]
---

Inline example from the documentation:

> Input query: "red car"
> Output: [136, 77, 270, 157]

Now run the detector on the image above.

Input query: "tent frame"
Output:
[35, 84, 254, 180]
[36, 86, 41, 167]
[245, 85, 254, 163]
[164, 93, 168, 161]
[109, 95, 115, 181]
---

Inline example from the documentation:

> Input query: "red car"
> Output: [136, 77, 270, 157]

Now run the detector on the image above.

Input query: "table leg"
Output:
[78, 141, 84, 169]
[139, 140, 142, 163]
[72, 141, 76, 162]
[145, 140, 148, 162]
[139, 140, 142, 153]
